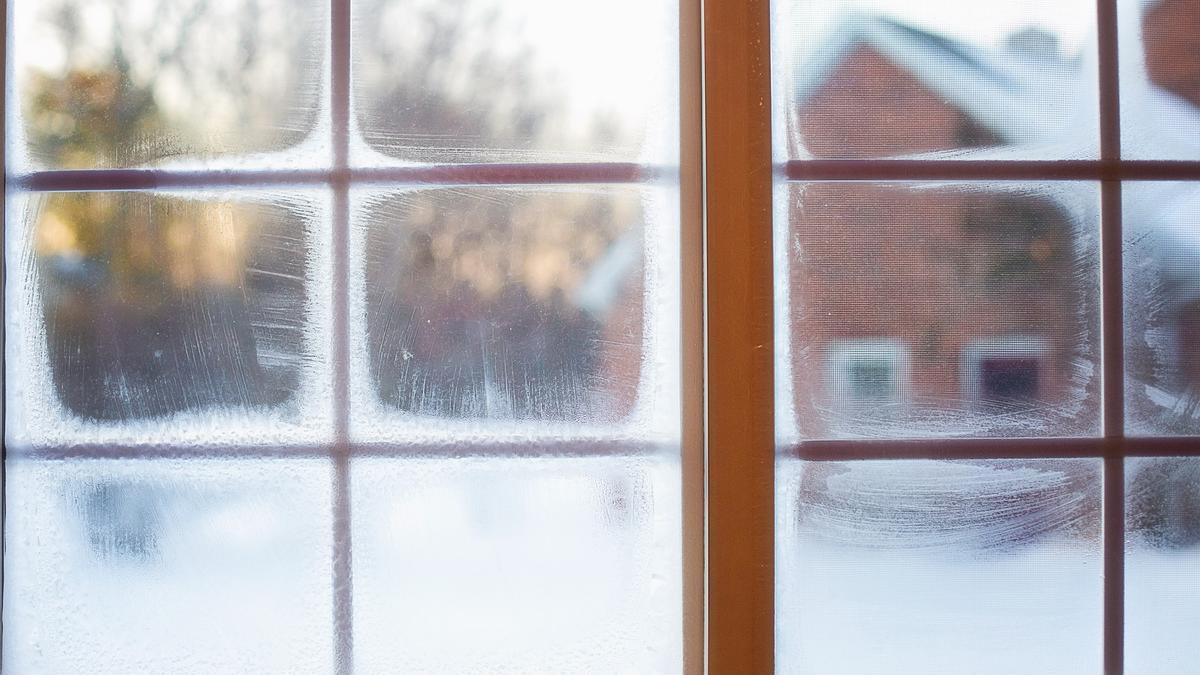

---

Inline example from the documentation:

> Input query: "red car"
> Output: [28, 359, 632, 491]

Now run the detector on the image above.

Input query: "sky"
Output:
[13, 0, 1108, 153]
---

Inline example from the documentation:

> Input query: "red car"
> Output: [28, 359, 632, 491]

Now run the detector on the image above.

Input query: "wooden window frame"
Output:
[5, 0, 1200, 672]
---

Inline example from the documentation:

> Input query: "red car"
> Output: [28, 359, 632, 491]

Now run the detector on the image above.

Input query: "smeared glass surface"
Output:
[776, 458, 1103, 673]
[351, 454, 682, 673]
[351, 0, 678, 164]
[5, 191, 331, 448]
[2, 458, 334, 673]
[350, 185, 681, 443]
[773, 0, 1097, 160]
[778, 182, 1100, 440]
[1119, 0, 1200, 159]
[1124, 182, 1200, 435]
[11, 0, 326, 170]
[358, 187, 644, 423]
[1126, 457, 1200, 673]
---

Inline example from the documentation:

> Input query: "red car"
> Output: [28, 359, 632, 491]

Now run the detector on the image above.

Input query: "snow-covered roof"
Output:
[793, 15, 1094, 147]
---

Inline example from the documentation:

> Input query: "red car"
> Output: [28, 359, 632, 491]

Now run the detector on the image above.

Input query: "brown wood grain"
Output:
[704, 0, 775, 670]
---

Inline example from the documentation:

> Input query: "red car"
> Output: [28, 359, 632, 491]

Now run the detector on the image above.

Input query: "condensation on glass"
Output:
[10, 0, 327, 170]
[1119, 0, 1200, 160]
[349, 185, 678, 442]
[351, 0, 679, 164]
[348, 186, 673, 437]
[5, 190, 333, 448]
[776, 458, 1103, 674]
[778, 181, 1101, 440]
[2, 459, 335, 672]
[771, 3, 1116, 666]
[1125, 456, 1200, 674]
[5, 0, 685, 667]
[772, 0, 1099, 160]
[351, 454, 681, 671]
[1124, 182, 1200, 435]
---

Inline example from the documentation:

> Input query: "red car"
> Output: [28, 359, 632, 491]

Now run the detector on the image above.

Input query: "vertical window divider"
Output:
[680, 0, 705, 671]
[703, 0, 775, 670]
[1, 0, 8, 652]
[329, 0, 354, 671]
[1097, 0, 1125, 672]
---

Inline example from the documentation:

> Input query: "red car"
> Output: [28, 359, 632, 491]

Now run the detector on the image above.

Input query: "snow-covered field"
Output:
[5, 456, 1195, 673]
[776, 459, 1200, 674]
[2, 455, 682, 674]
[777, 540, 1200, 674]
[1125, 549, 1200, 674]
[777, 537, 1104, 673]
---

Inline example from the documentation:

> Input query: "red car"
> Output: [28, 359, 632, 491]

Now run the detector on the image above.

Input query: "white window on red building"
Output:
[962, 336, 1050, 408]
[828, 339, 908, 405]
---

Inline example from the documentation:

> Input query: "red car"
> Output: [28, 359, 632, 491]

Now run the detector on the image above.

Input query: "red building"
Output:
[785, 16, 1099, 437]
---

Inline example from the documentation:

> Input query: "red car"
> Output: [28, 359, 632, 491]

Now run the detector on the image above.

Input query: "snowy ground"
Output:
[2, 456, 682, 674]
[776, 459, 1200, 674]
[5, 456, 1196, 673]
[775, 540, 1200, 675]
[776, 537, 1104, 674]
[1125, 549, 1200, 674]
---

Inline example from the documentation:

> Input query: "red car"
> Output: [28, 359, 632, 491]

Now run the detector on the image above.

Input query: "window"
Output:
[5, 0, 1200, 672]
[3, 0, 700, 672]
[765, 0, 1200, 671]
[827, 339, 906, 405]
[962, 336, 1049, 408]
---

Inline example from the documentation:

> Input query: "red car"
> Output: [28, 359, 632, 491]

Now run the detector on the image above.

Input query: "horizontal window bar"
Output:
[5, 439, 675, 461]
[784, 160, 1200, 182]
[784, 436, 1200, 461]
[8, 163, 665, 192]
[21, 160, 1200, 192]
[10, 437, 1194, 461]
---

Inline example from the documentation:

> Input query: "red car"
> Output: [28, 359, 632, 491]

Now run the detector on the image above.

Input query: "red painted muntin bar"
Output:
[784, 159, 1200, 182]
[10, 163, 661, 192]
[782, 436, 1200, 461]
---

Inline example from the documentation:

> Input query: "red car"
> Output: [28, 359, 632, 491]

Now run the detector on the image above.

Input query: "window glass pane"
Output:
[777, 182, 1101, 440]
[1126, 456, 1200, 674]
[1119, 0, 1200, 160]
[1124, 182, 1200, 435]
[776, 458, 1103, 673]
[350, 454, 682, 671]
[5, 191, 333, 448]
[3, 458, 334, 673]
[12, 0, 327, 170]
[5, 0, 687, 665]
[773, 0, 1098, 160]
[351, 0, 678, 164]
[351, 185, 679, 441]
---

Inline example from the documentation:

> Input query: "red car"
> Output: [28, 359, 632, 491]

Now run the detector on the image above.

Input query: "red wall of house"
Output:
[1143, 0, 1200, 109]
[789, 47, 1088, 434]
[796, 46, 998, 159]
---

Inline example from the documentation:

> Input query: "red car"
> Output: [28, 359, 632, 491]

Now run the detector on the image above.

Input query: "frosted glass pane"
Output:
[351, 455, 682, 673]
[1124, 183, 1200, 435]
[776, 458, 1103, 674]
[351, 186, 680, 440]
[774, 0, 1098, 160]
[3, 458, 334, 673]
[1126, 457, 1200, 674]
[1119, 0, 1200, 159]
[777, 182, 1101, 440]
[5, 191, 332, 448]
[11, 0, 327, 170]
[351, 0, 678, 164]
